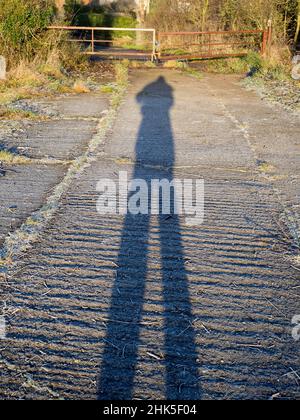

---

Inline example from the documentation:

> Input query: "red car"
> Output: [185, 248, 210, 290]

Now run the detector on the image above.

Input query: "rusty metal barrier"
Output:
[48, 26, 157, 61]
[157, 28, 272, 61]
[48, 25, 272, 62]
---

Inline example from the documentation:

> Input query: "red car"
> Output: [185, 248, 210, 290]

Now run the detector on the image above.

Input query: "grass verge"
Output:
[0, 54, 114, 111]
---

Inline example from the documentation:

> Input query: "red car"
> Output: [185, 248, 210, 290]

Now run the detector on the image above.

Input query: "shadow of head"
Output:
[136, 76, 174, 111]
[135, 76, 175, 166]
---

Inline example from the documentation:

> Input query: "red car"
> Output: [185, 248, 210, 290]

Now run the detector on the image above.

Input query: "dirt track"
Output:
[0, 70, 299, 400]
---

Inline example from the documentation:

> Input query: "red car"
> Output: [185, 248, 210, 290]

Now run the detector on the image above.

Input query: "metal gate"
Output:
[48, 25, 272, 62]
[157, 28, 272, 61]
[48, 26, 156, 61]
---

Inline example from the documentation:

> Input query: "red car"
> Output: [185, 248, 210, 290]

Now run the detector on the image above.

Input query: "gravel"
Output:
[244, 76, 300, 113]
[8, 100, 59, 118]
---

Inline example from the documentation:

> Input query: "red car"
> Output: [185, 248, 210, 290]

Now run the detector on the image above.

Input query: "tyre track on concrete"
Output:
[0, 70, 299, 400]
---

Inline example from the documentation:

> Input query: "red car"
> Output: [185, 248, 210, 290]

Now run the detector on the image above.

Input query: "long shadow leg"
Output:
[160, 212, 200, 400]
[98, 211, 150, 400]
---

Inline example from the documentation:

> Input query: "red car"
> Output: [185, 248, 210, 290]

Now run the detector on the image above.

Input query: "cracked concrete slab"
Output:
[33, 93, 109, 119]
[0, 164, 67, 246]
[12, 119, 98, 160]
[0, 93, 109, 249]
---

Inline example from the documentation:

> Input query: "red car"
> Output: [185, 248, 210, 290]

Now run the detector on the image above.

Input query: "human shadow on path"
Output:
[98, 76, 200, 400]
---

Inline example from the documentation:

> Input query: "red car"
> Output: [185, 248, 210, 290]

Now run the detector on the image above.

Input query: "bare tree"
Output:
[136, 0, 151, 26]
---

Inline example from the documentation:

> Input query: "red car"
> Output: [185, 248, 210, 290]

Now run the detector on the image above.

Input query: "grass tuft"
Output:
[0, 150, 29, 164]
[257, 161, 276, 173]
[0, 106, 44, 120]
[73, 80, 91, 94]
[163, 60, 187, 69]
[129, 61, 157, 69]
[100, 84, 116, 94]
[116, 62, 130, 88]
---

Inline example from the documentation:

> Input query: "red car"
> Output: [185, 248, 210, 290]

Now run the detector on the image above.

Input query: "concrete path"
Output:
[0, 70, 299, 400]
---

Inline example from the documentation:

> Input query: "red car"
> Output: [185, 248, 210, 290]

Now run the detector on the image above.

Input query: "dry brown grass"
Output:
[129, 60, 156, 69]
[0, 61, 47, 105]
[163, 60, 186, 69]
[268, 45, 292, 69]
[72, 80, 91, 94]
[0, 60, 89, 108]
[9, 62, 43, 87]
[258, 44, 293, 80]
[37, 50, 64, 80]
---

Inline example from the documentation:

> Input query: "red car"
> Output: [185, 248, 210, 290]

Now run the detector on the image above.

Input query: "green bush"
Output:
[245, 52, 263, 73]
[0, 0, 55, 65]
[113, 16, 136, 29]
[246, 47, 291, 80]
[205, 57, 249, 74]
[64, 0, 92, 24]
[77, 12, 106, 27]
[111, 16, 137, 39]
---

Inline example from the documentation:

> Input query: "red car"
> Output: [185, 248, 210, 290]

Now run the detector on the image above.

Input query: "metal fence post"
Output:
[91, 29, 95, 53]
[156, 31, 161, 61]
[152, 29, 156, 61]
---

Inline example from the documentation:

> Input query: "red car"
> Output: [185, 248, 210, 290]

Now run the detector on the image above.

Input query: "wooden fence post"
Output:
[261, 20, 272, 56]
